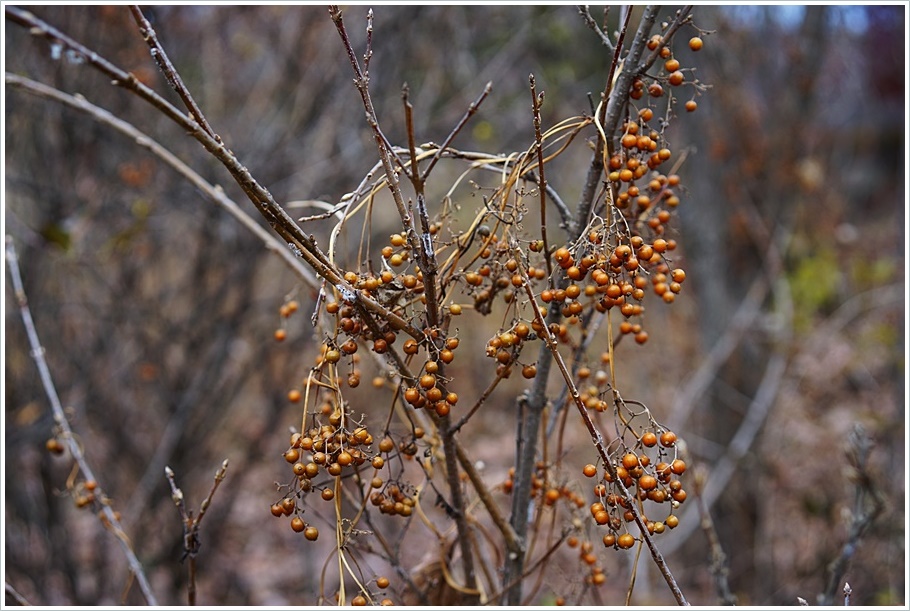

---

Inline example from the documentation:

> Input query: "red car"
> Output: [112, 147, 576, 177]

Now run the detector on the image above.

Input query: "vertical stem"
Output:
[329, 6, 477, 595]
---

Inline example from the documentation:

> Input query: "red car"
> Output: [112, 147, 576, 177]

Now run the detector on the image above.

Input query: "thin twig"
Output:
[529, 74, 553, 282]
[420, 82, 492, 183]
[128, 5, 218, 141]
[571, 3, 636, 238]
[454, 440, 522, 558]
[577, 5, 613, 50]
[164, 461, 230, 606]
[514, 254, 688, 605]
[6, 7, 423, 341]
[5, 583, 32, 606]
[818, 426, 885, 606]
[692, 465, 738, 605]
[329, 6, 477, 595]
[4, 73, 319, 291]
[5, 236, 158, 606]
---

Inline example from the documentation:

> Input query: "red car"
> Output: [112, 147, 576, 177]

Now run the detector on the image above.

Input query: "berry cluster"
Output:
[270, 397, 411, 538]
[584, 427, 687, 549]
[402, 351, 461, 418]
[45, 436, 123, 524]
[566, 536, 609, 587]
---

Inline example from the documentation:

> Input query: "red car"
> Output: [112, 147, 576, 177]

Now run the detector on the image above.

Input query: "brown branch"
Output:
[515, 254, 689, 606]
[529, 74, 553, 282]
[4, 73, 320, 291]
[577, 5, 613, 50]
[635, 6, 695, 75]
[329, 6, 477, 594]
[6, 7, 424, 342]
[692, 465, 737, 605]
[571, 4, 634, 238]
[128, 5, 218, 141]
[454, 441, 522, 558]
[5, 236, 158, 606]
[164, 461, 229, 606]
[420, 82, 492, 183]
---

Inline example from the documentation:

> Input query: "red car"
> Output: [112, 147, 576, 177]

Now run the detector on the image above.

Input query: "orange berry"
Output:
[617, 533, 635, 549]
[273, 328, 287, 342]
[671, 459, 687, 475]
[291, 516, 305, 532]
[638, 475, 658, 491]
[583, 464, 598, 478]
[641, 432, 658, 447]
[689, 36, 703, 51]
[660, 431, 677, 447]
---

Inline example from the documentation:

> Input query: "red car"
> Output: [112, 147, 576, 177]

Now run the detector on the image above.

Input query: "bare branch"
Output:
[5, 237, 158, 606]
[818, 426, 885, 605]
[515, 254, 688, 605]
[5, 73, 320, 290]
[128, 5, 218, 141]
[577, 5, 614, 50]
[6, 7, 424, 342]
[420, 82, 493, 183]
[5, 583, 32, 606]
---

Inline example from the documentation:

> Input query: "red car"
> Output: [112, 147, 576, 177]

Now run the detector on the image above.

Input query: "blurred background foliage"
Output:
[4, 5, 905, 606]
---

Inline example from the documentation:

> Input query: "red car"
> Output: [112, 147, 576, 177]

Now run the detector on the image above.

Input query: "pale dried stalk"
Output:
[5, 236, 158, 606]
